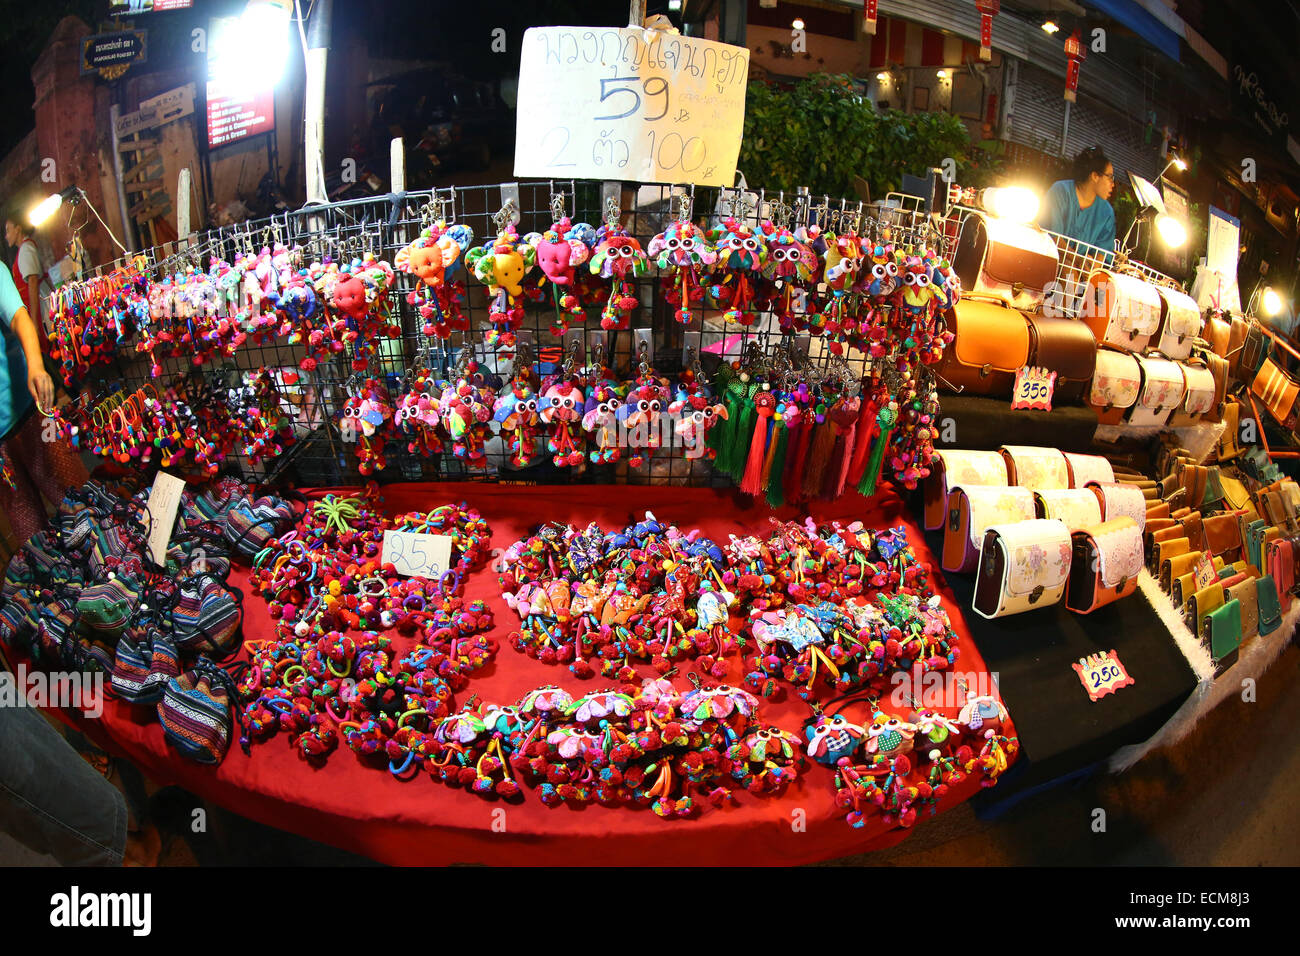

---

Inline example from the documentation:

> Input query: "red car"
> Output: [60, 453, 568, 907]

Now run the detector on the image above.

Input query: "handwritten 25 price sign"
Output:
[514, 27, 749, 187]
[382, 530, 453, 580]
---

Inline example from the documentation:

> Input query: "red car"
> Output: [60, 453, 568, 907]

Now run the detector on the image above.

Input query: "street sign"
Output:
[81, 30, 149, 80]
[114, 107, 157, 139]
[140, 83, 196, 125]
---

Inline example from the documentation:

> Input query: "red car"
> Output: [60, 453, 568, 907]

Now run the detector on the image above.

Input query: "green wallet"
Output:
[1257, 575, 1283, 636]
[1203, 598, 1242, 663]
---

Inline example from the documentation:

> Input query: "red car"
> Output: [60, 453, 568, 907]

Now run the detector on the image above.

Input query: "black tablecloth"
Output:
[923, 527, 1199, 804]
[934, 394, 1099, 453]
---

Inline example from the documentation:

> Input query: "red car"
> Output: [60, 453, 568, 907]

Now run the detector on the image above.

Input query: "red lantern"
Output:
[1064, 29, 1086, 103]
[975, 0, 999, 61]
[863, 0, 879, 35]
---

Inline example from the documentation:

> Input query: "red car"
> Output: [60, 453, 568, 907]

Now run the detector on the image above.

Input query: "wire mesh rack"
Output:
[57, 181, 954, 490]
[941, 203, 1182, 320]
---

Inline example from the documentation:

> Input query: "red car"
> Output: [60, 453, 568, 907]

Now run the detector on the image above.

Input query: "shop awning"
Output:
[1081, 0, 1181, 62]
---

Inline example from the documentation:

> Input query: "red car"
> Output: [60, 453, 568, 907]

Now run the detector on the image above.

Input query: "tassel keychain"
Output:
[739, 388, 776, 495]
[825, 393, 863, 500]
[799, 387, 839, 500]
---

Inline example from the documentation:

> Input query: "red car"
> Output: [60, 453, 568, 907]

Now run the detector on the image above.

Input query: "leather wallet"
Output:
[1066, 518, 1143, 613]
[972, 519, 1072, 619]
[1203, 599, 1242, 669]
[923, 449, 1009, 531]
[1217, 400, 1242, 462]
[943, 485, 1036, 574]
[1146, 501, 1172, 520]
[1161, 546, 1201, 593]
[1203, 511, 1244, 561]
[1187, 580, 1225, 630]
[1257, 574, 1282, 636]
[1226, 578, 1260, 642]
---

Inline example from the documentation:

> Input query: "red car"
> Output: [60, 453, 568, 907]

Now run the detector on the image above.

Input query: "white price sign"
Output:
[514, 26, 749, 187]
[141, 471, 187, 566]
[382, 530, 454, 580]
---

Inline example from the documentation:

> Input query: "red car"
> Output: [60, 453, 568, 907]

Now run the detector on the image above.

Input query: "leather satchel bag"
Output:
[923, 449, 1009, 531]
[1065, 517, 1143, 613]
[1239, 320, 1271, 386]
[1250, 357, 1300, 429]
[1204, 511, 1245, 562]
[1033, 488, 1104, 530]
[1203, 311, 1233, 357]
[1088, 348, 1143, 425]
[1082, 270, 1162, 352]
[1227, 315, 1250, 379]
[1152, 286, 1204, 360]
[942, 485, 1037, 574]
[951, 212, 1059, 311]
[1167, 359, 1218, 426]
[1063, 452, 1113, 488]
[935, 298, 1032, 397]
[1087, 481, 1148, 529]
[971, 518, 1072, 619]
[1126, 354, 1187, 427]
[1000, 445, 1070, 489]
[1025, 314, 1097, 405]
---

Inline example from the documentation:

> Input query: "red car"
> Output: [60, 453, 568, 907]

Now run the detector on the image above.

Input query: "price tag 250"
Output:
[382, 530, 454, 580]
[1072, 649, 1135, 702]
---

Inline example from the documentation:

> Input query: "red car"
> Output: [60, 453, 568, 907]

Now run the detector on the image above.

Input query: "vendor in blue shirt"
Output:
[1039, 145, 1116, 252]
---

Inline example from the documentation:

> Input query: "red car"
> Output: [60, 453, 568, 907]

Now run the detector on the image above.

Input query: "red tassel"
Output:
[822, 432, 848, 500]
[846, 396, 878, 486]
[832, 419, 858, 498]
[740, 400, 774, 496]
[783, 417, 814, 504]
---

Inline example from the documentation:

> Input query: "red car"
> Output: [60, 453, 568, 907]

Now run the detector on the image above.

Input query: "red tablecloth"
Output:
[60, 481, 1015, 866]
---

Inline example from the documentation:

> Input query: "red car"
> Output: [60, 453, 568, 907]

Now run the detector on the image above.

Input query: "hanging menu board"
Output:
[513, 27, 749, 187]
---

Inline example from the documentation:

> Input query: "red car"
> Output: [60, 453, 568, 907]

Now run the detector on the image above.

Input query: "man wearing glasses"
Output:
[1039, 146, 1117, 252]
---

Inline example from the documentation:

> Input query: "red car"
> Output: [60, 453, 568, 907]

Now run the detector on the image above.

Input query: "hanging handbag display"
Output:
[1000, 445, 1070, 489]
[1126, 354, 1186, 427]
[923, 449, 1009, 531]
[1088, 348, 1142, 425]
[1083, 270, 1162, 353]
[934, 297, 1031, 397]
[1167, 359, 1217, 426]
[950, 212, 1059, 312]
[1151, 286, 1204, 361]
[971, 518, 1072, 619]
[1250, 357, 1300, 429]
[1065, 517, 1143, 613]
[942, 485, 1037, 574]
[1025, 314, 1097, 405]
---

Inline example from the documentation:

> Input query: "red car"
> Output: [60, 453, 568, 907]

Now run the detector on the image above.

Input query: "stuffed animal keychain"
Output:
[668, 347, 728, 462]
[617, 340, 671, 468]
[493, 342, 545, 469]
[760, 209, 818, 333]
[538, 340, 589, 468]
[819, 210, 868, 353]
[339, 376, 395, 476]
[579, 342, 625, 465]
[526, 194, 595, 336]
[589, 198, 648, 331]
[395, 203, 475, 339]
[466, 202, 535, 347]
[708, 212, 768, 326]
[438, 349, 497, 468]
[648, 192, 716, 325]
[393, 347, 445, 459]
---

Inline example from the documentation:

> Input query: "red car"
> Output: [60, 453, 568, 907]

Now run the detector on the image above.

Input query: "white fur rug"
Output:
[1095, 420, 1226, 464]
[1108, 569, 1298, 772]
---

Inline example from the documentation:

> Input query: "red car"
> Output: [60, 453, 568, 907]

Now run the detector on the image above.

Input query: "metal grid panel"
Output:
[64, 182, 943, 489]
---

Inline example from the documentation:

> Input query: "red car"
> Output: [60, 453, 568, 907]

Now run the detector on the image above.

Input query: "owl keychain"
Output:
[647, 192, 716, 326]
[589, 198, 649, 331]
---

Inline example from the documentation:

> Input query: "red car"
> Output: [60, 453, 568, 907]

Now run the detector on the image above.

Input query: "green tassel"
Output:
[727, 386, 757, 480]
[711, 384, 742, 470]
[766, 424, 789, 508]
[857, 404, 898, 497]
